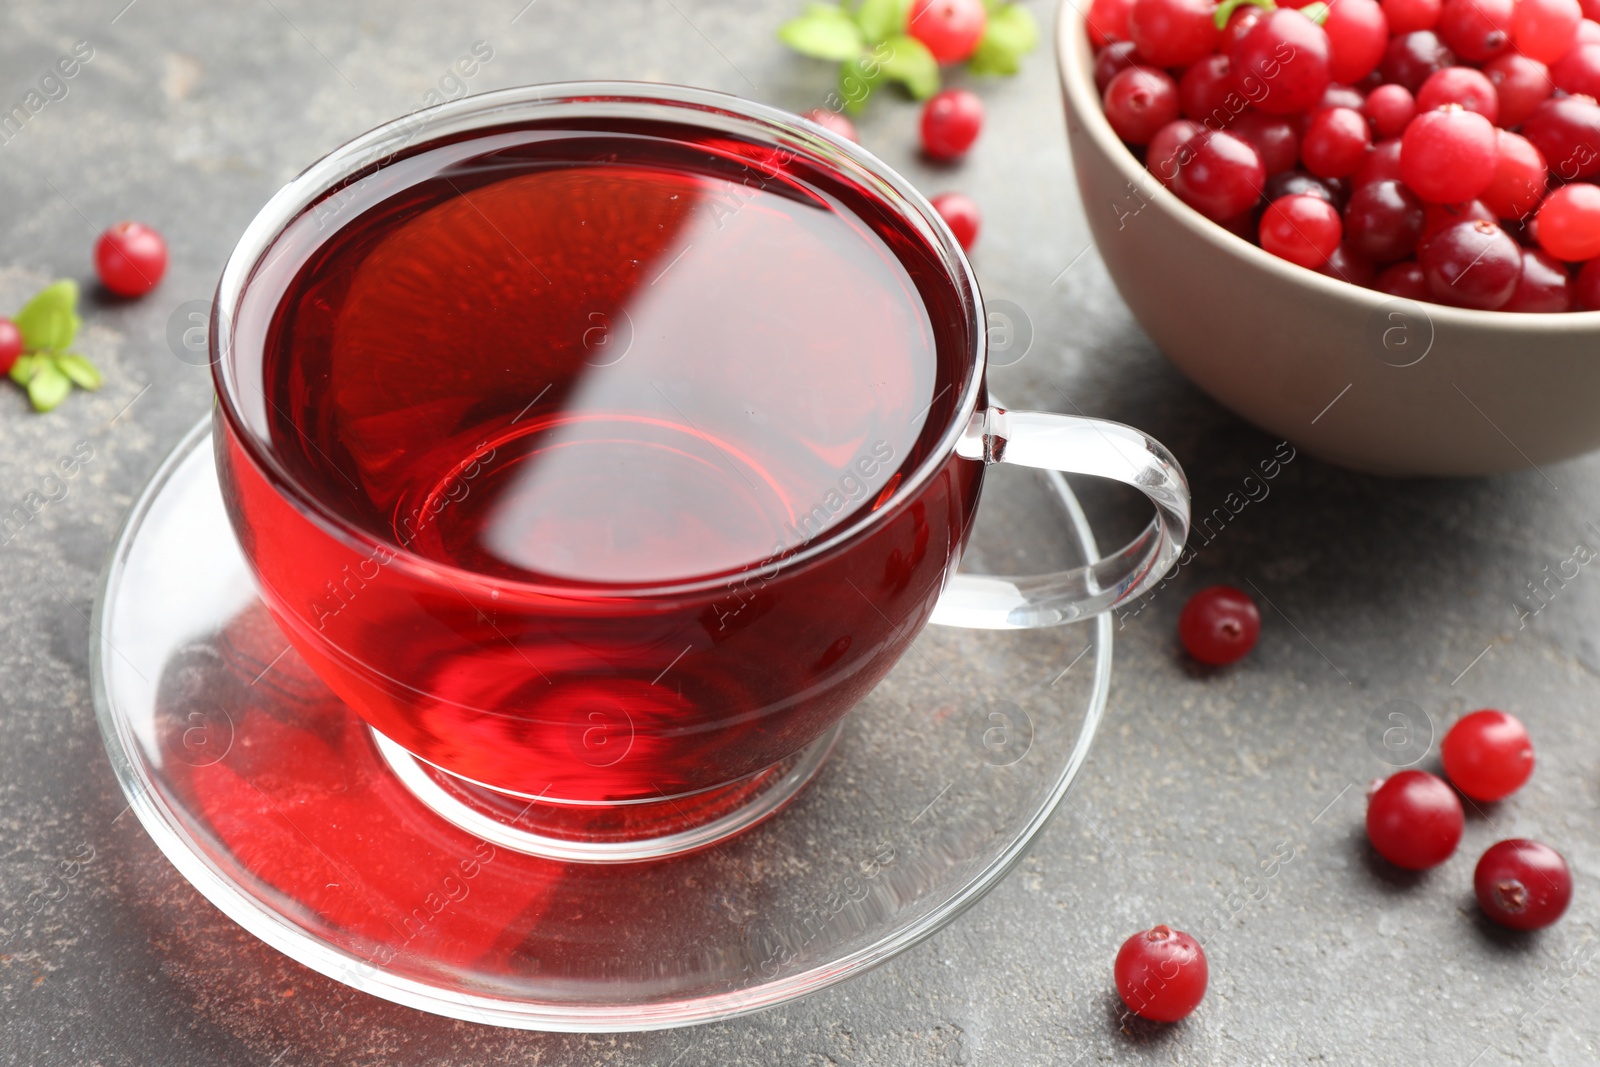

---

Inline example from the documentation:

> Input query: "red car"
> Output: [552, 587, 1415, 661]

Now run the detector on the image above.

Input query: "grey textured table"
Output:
[2, 1, 1598, 1064]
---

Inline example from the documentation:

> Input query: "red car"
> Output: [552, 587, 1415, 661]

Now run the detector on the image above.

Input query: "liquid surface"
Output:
[262, 130, 960, 586]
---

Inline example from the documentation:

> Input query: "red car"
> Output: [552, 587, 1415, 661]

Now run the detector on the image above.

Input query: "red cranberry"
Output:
[1260, 193, 1344, 267]
[1576, 255, 1600, 307]
[1265, 168, 1344, 204]
[1354, 137, 1405, 187]
[1230, 110, 1301, 175]
[1178, 584, 1261, 664]
[1114, 925, 1208, 1023]
[1346, 179, 1426, 261]
[1366, 770, 1464, 870]
[931, 192, 980, 250]
[1375, 258, 1432, 297]
[1172, 130, 1266, 219]
[1105, 66, 1182, 145]
[1095, 39, 1143, 91]
[0, 317, 21, 376]
[1089, 0, 1138, 47]
[1148, 118, 1205, 185]
[1364, 84, 1416, 138]
[1552, 41, 1600, 98]
[1180, 53, 1236, 123]
[1515, 0, 1584, 61]
[1437, 0, 1515, 60]
[1480, 130, 1548, 221]
[1440, 709, 1535, 800]
[908, 0, 988, 62]
[1475, 840, 1572, 930]
[1523, 95, 1600, 181]
[1326, 0, 1390, 83]
[1484, 53, 1555, 128]
[1415, 65, 1500, 122]
[1381, 30, 1456, 91]
[1421, 197, 1496, 238]
[1420, 219, 1522, 307]
[1229, 8, 1334, 115]
[920, 89, 984, 161]
[1303, 106, 1372, 177]
[1400, 104, 1497, 203]
[1537, 182, 1600, 260]
[1505, 248, 1575, 311]
[1130, 0, 1223, 67]
[95, 221, 168, 298]
[1381, 0, 1442, 33]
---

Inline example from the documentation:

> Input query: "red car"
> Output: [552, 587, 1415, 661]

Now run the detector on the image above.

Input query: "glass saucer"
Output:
[92, 416, 1112, 1032]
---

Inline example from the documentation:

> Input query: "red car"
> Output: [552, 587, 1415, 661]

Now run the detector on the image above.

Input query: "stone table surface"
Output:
[2, 1, 1599, 1064]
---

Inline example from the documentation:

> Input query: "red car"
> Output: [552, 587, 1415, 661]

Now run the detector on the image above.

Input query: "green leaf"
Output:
[877, 34, 940, 99]
[55, 353, 103, 391]
[854, 0, 908, 42]
[838, 49, 888, 113]
[779, 3, 867, 60]
[967, 4, 1040, 75]
[9, 354, 40, 387]
[15, 280, 81, 354]
[25, 360, 71, 412]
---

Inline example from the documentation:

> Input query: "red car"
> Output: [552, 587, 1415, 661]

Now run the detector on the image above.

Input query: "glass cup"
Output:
[210, 82, 1190, 861]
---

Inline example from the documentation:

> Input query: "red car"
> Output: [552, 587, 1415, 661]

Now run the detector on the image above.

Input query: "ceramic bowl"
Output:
[1056, 0, 1600, 477]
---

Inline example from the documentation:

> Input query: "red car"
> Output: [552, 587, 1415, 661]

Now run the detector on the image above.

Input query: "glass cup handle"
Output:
[929, 407, 1191, 630]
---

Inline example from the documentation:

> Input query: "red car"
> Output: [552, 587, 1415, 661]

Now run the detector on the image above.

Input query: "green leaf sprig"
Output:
[9, 281, 102, 412]
[780, 0, 1039, 113]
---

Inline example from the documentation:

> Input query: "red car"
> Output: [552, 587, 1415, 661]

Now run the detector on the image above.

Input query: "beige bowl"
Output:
[1056, 0, 1600, 477]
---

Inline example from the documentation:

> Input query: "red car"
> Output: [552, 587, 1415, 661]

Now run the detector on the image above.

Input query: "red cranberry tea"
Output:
[218, 119, 982, 801]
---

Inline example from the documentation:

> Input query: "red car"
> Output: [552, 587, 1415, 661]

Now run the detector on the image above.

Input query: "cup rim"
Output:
[210, 81, 986, 601]
[1055, 1, 1600, 331]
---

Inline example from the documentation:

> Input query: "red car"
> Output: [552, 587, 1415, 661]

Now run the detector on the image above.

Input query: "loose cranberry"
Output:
[920, 89, 984, 161]
[1366, 770, 1464, 870]
[1180, 53, 1236, 123]
[805, 108, 858, 142]
[1114, 925, 1208, 1023]
[1440, 709, 1535, 800]
[1552, 42, 1600, 99]
[1480, 130, 1548, 220]
[931, 192, 980, 250]
[0, 317, 21, 375]
[1354, 136, 1406, 187]
[1505, 248, 1575, 311]
[1105, 66, 1182, 144]
[1522, 95, 1600, 181]
[1089, 0, 1138, 47]
[1484, 54, 1555, 128]
[1375, 258, 1432, 296]
[1149, 118, 1205, 184]
[1438, 0, 1515, 60]
[1516, 0, 1583, 60]
[1346, 179, 1426, 260]
[1264, 168, 1343, 204]
[1577, 256, 1600, 307]
[1172, 131, 1266, 219]
[1421, 218, 1522, 307]
[1415, 66, 1500, 122]
[1364, 83, 1417, 138]
[1581, 15, 1600, 40]
[1230, 9, 1334, 115]
[1223, 3, 1265, 49]
[1382, 0, 1442, 33]
[1537, 181, 1600, 260]
[1178, 584, 1261, 664]
[1130, 0, 1222, 66]
[908, 0, 988, 62]
[1317, 83, 1369, 114]
[1421, 197, 1496, 238]
[1381, 30, 1456, 91]
[1400, 104, 1497, 203]
[1475, 840, 1572, 930]
[1259, 193, 1344, 267]
[1303, 106, 1372, 177]
[1096, 41, 1143, 94]
[1231, 110, 1301, 175]
[95, 221, 168, 298]
[1318, 239, 1378, 284]
[1326, 0, 1390, 83]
